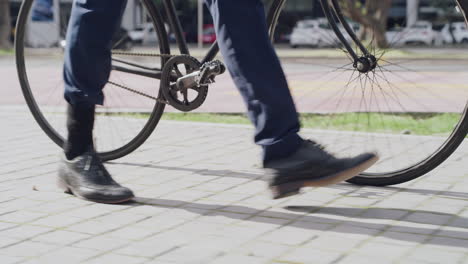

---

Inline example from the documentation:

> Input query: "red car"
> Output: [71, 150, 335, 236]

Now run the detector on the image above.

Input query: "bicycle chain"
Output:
[111, 50, 175, 58]
[109, 51, 213, 109]
[107, 81, 168, 104]
[109, 50, 174, 103]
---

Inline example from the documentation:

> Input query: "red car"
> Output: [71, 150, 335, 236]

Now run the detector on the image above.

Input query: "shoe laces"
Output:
[305, 139, 335, 157]
[81, 151, 109, 177]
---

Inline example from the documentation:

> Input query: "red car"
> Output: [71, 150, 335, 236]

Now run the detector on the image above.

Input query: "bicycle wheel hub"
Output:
[354, 56, 375, 73]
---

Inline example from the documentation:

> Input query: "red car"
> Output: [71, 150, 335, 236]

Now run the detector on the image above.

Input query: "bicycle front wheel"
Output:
[15, 0, 170, 161]
[267, 0, 468, 186]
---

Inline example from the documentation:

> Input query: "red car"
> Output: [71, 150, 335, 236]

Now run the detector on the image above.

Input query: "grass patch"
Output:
[157, 112, 461, 136]
[273, 47, 468, 60]
[162, 112, 251, 125]
[0, 49, 14, 56]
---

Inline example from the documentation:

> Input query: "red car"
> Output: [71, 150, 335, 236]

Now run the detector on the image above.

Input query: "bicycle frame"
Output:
[112, 0, 219, 80]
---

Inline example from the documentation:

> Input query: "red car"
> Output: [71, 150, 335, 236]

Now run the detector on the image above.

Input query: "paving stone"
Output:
[1, 225, 53, 240]
[73, 235, 129, 251]
[371, 231, 428, 246]
[387, 221, 440, 235]
[156, 245, 224, 263]
[434, 226, 468, 240]
[65, 220, 122, 235]
[1, 111, 468, 264]
[197, 211, 250, 225]
[117, 240, 184, 258]
[303, 234, 364, 252]
[278, 247, 342, 264]
[234, 241, 291, 259]
[427, 236, 468, 251]
[58, 205, 114, 219]
[354, 241, 413, 259]
[327, 224, 381, 240]
[0, 237, 20, 248]
[0, 211, 47, 224]
[258, 226, 315, 246]
[0, 222, 18, 231]
[337, 253, 395, 264]
[406, 245, 466, 263]
[33, 246, 101, 264]
[209, 254, 267, 264]
[0, 255, 24, 264]
[109, 225, 156, 241]
[1, 241, 58, 257]
[404, 212, 454, 226]
[31, 230, 90, 245]
[27, 200, 85, 215]
[86, 253, 148, 264]
[29, 215, 83, 228]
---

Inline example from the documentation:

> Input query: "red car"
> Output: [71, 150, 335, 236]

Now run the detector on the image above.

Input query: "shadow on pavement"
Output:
[111, 161, 468, 201]
[131, 197, 468, 249]
[108, 161, 265, 180]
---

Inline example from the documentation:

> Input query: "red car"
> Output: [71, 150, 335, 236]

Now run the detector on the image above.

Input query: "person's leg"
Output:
[64, 0, 127, 107]
[63, 0, 128, 159]
[59, 0, 133, 204]
[205, 0, 378, 199]
[204, 0, 303, 164]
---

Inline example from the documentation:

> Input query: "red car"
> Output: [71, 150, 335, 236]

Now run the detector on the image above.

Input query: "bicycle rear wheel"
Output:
[267, 0, 468, 186]
[15, 0, 169, 161]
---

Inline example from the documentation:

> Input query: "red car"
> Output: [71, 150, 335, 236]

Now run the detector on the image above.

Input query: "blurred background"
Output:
[1, 0, 467, 50]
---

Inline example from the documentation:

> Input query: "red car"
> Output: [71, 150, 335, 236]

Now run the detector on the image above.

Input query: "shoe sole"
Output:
[57, 178, 134, 204]
[270, 155, 379, 199]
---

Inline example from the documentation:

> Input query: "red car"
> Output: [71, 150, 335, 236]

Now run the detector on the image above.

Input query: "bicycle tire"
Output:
[267, 0, 468, 186]
[15, 0, 170, 161]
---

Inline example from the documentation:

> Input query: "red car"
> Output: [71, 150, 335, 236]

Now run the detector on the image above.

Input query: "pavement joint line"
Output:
[463, 251, 468, 263]
[2, 156, 56, 168]
[146, 245, 194, 262]
[6, 212, 157, 261]
[0, 172, 56, 184]
[77, 241, 152, 264]
[264, 188, 371, 261]
[0, 163, 56, 179]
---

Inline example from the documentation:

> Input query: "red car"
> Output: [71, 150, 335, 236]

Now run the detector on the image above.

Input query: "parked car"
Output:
[128, 23, 159, 45]
[60, 27, 133, 50]
[289, 19, 358, 48]
[386, 21, 443, 46]
[441, 22, 468, 44]
[202, 24, 217, 44]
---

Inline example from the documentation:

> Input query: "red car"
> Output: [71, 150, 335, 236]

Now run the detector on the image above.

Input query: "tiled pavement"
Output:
[1, 108, 468, 264]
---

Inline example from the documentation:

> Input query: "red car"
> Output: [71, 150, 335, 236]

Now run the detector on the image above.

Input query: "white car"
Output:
[386, 21, 442, 46]
[441, 22, 468, 44]
[290, 19, 357, 48]
[128, 23, 159, 45]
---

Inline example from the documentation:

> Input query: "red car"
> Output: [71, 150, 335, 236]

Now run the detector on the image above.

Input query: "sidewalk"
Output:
[0, 108, 467, 264]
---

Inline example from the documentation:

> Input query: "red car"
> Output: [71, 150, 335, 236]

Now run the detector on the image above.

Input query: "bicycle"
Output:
[15, 0, 468, 186]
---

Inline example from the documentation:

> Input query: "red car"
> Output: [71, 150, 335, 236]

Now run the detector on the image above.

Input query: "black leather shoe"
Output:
[58, 149, 134, 204]
[264, 140, 379, 199]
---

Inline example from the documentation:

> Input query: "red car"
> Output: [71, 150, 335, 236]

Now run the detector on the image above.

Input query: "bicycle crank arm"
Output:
[176, 60, 226, 90]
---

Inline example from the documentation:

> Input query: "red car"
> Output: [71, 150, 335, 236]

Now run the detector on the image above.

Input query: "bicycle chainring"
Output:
[160, 55, 209, 112]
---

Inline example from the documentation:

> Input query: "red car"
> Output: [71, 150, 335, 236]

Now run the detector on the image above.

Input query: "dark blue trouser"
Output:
[63, 0, 303, 163]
